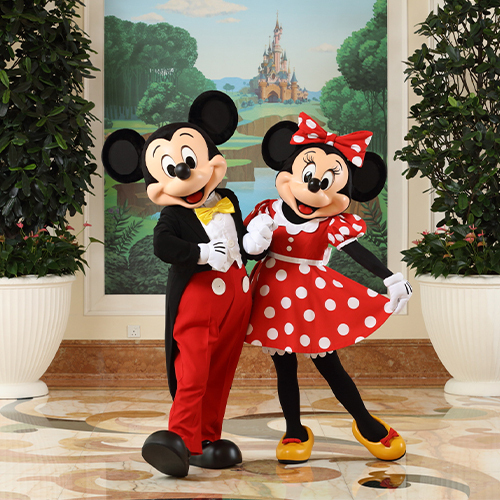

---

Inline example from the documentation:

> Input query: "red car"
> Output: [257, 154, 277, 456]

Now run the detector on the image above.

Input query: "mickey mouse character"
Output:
[102, 91, 274, 477]
[245, 113, 412, 463]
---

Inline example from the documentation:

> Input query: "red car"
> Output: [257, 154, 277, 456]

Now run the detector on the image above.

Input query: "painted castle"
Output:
[255, 14, 309, 103]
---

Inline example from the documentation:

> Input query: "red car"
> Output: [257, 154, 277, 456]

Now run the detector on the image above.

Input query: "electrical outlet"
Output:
[127, 325, 141, 338]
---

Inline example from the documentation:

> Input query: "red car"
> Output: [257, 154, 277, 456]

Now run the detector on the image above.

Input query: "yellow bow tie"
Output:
[195, 197, 235, 225]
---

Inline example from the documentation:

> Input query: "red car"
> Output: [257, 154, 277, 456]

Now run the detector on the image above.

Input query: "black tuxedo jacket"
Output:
[153, 188, 249, 399]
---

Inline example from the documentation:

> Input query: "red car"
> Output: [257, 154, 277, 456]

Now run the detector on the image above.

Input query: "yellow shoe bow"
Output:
[195, 197, 235, 225]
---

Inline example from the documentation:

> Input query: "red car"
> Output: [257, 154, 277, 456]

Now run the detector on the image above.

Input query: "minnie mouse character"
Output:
[102, 91, 274, 477]
[245, 113, 412, 463]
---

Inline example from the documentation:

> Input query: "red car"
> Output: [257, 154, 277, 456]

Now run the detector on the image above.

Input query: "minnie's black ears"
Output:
[261, 120, 300, 171]
[101, 128, 145, 184]
[188, 90, 238, 145]
[350, 152, 387, 202]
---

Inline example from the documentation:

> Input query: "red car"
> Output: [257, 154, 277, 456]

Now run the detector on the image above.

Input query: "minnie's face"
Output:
[144, 127, 226, 208]
[276, 147, 350, 219]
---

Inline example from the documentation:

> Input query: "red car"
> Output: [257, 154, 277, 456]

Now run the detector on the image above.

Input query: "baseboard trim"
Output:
[42, 339, 450, 389]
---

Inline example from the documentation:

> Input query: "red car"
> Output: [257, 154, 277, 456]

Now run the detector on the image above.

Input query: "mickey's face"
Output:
[144, 127, 226, 208]
[276, 147, 350, 219]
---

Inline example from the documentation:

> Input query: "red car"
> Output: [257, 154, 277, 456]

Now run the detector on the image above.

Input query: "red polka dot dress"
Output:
[245, 199, 393, 356]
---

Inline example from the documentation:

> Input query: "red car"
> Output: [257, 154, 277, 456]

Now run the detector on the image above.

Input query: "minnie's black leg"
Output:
[312, 351, 386, 442]
[271, 352, 309, 442]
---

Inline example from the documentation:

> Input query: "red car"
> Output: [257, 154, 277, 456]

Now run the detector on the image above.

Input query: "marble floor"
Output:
[1, 385, 499, 500]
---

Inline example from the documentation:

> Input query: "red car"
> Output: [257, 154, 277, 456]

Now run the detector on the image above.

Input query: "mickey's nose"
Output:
[175, 162, 191, 180]
[308, 178, 321, 193]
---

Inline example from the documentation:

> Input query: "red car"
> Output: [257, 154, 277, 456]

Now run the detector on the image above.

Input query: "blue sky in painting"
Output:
[104, 0, 378, 92]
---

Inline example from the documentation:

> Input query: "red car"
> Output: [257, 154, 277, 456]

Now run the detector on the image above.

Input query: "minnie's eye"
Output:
[302, 164, 316, 183]
[181, 146, 197, 169]
[320, 170, 335, 190]
[162, 155, 176, 178]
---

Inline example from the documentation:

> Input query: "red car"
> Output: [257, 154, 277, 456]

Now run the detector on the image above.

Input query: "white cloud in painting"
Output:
[156, 0, 247, 18]
[310, 43, 337, 53]
[217, 17, 240, 23]
[131, 12, 165, 22]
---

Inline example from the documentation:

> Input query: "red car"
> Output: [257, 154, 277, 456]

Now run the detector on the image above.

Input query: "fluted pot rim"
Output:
[0, 274, 76, 285]
[416, 274, 500, 285]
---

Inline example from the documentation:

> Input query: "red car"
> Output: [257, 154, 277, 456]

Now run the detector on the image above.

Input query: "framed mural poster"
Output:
[84, 0, 408, 315]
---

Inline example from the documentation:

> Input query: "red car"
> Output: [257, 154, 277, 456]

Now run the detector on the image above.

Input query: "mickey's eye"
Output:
[320, 170, 335, 190]
[181, 146, 197, 169]
[302, 164, 316, 183]
[162, 155, 176, 178]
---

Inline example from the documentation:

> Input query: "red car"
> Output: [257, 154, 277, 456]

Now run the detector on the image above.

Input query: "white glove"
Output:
[198, 239, 230, 272]
[383, 272, 412, 314]
[243, 213, 277, 255]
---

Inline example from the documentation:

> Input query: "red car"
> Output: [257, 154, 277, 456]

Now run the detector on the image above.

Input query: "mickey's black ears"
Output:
[188, 90, 238, 145]
[101, 129, 145, 184]
[261, 120, 300, 171]
[350, 152, 387, 202]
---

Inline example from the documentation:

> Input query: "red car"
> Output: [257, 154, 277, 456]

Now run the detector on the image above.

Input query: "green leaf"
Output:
[0, 70, 9, 88]
[458, 193, 468, 210]
[448, 96, 458, 107]
[54, 133, 68, 150]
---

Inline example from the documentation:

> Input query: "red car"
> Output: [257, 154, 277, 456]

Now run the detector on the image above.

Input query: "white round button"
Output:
[212, 278, 226, 295]
[242, 276, 250, 293]
[228, 239, 235, 248]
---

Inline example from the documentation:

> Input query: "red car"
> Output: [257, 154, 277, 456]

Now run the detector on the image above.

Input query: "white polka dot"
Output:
[242, 276, 250, 293]
[293, 135, 305, 143]
[286, 246, 292, 252]
[319, 337, 331, 349]
[359, 232, 365, 237]
[326, 140, 334, 146]
[281, 297, 292, 309]
[296, 287, 308, 299]
[352, 156, 363, 167]
[355, 336, 365, 343]
[365, 316, 377, 328]
[339, 226, 350, 235]
[315, 277, 326, 289]
[264, 307, 275, 319]
[306, 118, 317, 129]
[266, 258, 276, 268]
[384, 302, 394, 314]
[251, 340, 262, 346]
[284, 323, 294, 335]
[325, 299, 336, 311]
[338, 323, 350, 336]
[329, 218, 336, 225]
[304, 309, 315, 322]
[318, 265, 326, 272]
[299, 264, 310, 274]
[298, 116, 303, 125]
[335, 234, 345, 242]
[367, 288, 378, 297]
[260, 285, 270, 296]
[353, 214, 362, 221]
[353, 224, 363, 232]
[246, 324, 253, 335]
[333, 280, 343, 288]
[288, 237, 294, 242]
[212, 278, 226, 295]
[285, 346, 292, 353]
[267, 328, 279, 340]
[348, 297, 360, 309]
[351, 143, 361, 153]
[300, 335, 310, 347]
[307, 133, 319, 140]
[365, 136, 372, 145]
[276, 269, 287, 281]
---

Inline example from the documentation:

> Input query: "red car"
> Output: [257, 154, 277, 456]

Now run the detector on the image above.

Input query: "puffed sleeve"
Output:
[327, 213, 366, 250]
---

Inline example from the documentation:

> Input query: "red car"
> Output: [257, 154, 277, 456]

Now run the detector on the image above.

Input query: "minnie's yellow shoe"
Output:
[276, 426, 314, 464]
[352, 415, 406, 461]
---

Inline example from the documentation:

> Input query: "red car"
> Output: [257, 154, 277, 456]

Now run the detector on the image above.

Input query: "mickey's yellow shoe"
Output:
[352, 415, 406, 461]
[276, 426, 314, 464]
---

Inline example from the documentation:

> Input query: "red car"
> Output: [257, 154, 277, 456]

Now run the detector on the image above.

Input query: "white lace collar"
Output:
[272, 199, 327, 236]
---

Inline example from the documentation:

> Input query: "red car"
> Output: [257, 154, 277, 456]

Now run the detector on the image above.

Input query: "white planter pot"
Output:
[0, 274, 75, 399]
[417, 274, 500, 396]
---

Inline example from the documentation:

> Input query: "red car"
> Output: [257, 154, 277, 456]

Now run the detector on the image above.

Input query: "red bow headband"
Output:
[290, 112, 373, 167]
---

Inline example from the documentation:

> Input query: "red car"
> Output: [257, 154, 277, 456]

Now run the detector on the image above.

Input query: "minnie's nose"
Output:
[308, 178, 321, 193]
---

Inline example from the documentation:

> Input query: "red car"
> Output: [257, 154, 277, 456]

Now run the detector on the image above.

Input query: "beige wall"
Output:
[64, 0, 433, 341]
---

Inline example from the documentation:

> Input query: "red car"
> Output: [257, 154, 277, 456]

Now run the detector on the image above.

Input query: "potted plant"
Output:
[394, 0, 500, 396]
[0, 0, 99, 399]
